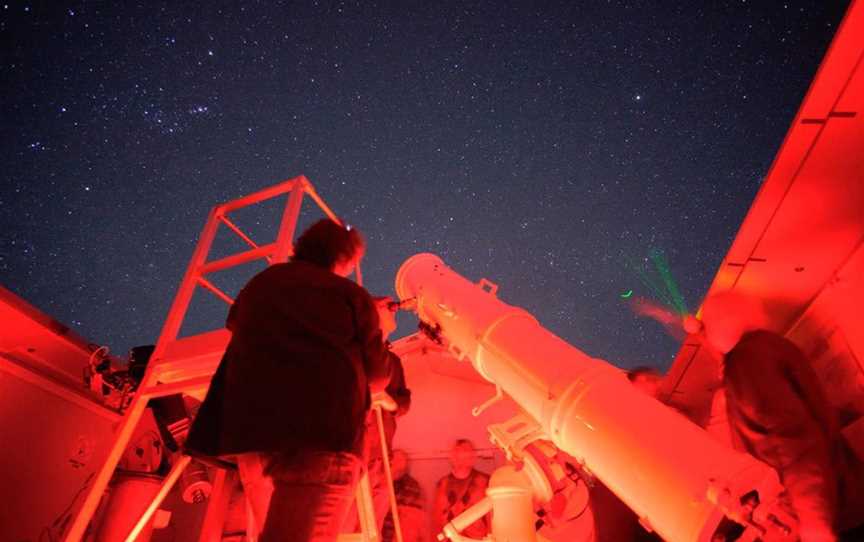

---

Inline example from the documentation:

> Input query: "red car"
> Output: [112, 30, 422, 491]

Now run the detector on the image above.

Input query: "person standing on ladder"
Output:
[185, 218, 392, 542]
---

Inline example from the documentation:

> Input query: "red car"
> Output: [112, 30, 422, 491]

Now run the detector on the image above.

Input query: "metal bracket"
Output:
[472, 385, 504, 417]
[478, 278, 498, 295]
[448, 343, 467, 362]
[486, 413, 548, 465]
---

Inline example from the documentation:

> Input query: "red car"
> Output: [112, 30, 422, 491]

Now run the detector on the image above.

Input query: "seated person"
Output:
[382, 450, 426, 542]
[432, 439, 490, 539]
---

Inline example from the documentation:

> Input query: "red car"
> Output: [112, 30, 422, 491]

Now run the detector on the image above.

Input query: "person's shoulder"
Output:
[314, 266, 371, 299]
[741, 329, 782, 342]
[472, 468, 490, 482]
[250, 261, 293, 278]
[729, 330, 805, 369]
[402, 475, 425, 505]
[285, 261, 370, 294]
[252, 260, 328, 282]
[342, 276, 373, 299]
[404, 473, 422, 488]
[241, 262, 293, 291]
[737, 329, 797, 353]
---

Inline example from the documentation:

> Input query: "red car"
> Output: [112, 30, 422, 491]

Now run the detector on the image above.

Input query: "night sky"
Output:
[1, 1, 850, 370]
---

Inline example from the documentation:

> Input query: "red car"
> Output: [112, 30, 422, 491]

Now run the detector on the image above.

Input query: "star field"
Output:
[0, 1, 850, 369]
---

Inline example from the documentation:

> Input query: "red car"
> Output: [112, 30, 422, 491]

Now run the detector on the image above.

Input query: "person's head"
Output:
[391, 449, 410, 479]
[373, 296, 398, 338]
[627, 366, 662, 398]
[449, 439, 477, 477]
[700, 291, 768, 355]
[292, 219, 365, 276]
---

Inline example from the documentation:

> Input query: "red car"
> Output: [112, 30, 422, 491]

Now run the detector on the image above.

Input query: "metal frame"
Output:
[63, 176, 351, 541]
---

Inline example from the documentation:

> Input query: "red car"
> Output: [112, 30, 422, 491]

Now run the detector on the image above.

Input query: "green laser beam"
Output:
[620, 248, 689, 317]
[623, 254, 676, 309]
[649, 249, 688, 315]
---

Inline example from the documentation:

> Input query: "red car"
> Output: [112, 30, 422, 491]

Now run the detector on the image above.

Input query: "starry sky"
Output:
[1, 1, 850, 370]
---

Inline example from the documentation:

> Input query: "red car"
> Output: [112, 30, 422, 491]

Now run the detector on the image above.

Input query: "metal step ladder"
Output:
[62, 176, 398, 542]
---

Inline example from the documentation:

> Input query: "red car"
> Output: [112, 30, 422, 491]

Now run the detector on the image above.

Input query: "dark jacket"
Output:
[724, 330, 839, 533]
[185, 261, 390, 459]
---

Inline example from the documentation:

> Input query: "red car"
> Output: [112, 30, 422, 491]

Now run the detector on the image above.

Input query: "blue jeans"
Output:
[249, 450, 362, 542]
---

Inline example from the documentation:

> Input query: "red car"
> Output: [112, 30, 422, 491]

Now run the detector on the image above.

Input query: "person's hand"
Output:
[372, 391, 398, 412]
[397, 297, 418, 311]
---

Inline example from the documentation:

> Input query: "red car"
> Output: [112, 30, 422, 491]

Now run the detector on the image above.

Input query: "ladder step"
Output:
[139, 375, 212, 399]
[151, 329, 230, 385]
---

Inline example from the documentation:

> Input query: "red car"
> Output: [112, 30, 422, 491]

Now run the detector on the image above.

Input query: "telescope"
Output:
[395, 253, 794, 542]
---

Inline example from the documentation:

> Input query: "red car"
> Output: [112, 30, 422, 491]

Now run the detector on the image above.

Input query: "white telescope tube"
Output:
[395, 253, 784, 542]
